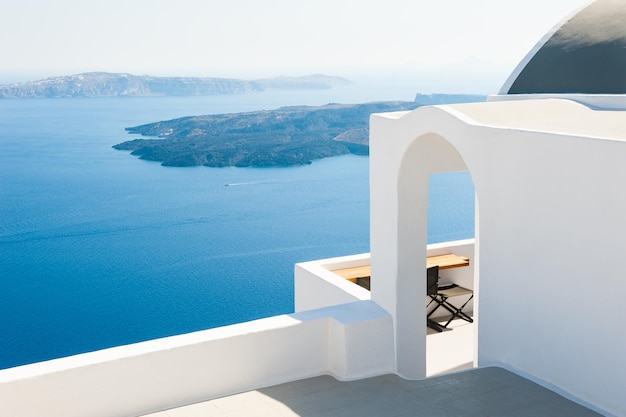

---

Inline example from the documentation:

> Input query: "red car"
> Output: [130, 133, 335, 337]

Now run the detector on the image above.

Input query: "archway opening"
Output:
[391, 132, 478, 378]
[425, 170, 477, 376]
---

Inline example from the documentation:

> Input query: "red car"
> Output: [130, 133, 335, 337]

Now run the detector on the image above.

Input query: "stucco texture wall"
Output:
[469, 127, 626, 416]
[369, 100, 626, 416]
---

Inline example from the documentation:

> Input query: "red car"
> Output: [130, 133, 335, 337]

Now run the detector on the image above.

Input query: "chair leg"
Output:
[442, 294, 474, 328]
[428, 294, 457, 319]
[427, 319, 445, 332]
[427, 294, 458, 331]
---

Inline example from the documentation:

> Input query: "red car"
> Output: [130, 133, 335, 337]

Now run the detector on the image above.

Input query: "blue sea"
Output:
[0, 86, 474, 370]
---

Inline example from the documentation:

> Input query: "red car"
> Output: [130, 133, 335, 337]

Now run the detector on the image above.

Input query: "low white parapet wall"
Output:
[296, 239, 475, 316]
[295, 253, 372, 312]
[0, 300, 393, 417]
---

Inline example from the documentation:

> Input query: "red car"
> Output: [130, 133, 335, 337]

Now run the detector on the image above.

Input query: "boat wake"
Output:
[224, 181, 261, 187]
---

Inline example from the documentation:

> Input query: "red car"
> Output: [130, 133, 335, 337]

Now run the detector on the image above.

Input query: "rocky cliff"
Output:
[113, 101, 421, 167]
[113, 93, 487, 168]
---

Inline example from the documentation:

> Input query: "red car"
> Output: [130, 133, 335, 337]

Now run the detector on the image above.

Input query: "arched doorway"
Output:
[370, 131, 478, 379]
[426, 170, 476, 376]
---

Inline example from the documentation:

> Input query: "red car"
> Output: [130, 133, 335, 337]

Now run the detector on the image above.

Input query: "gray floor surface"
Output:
[143, 366, 604, 417]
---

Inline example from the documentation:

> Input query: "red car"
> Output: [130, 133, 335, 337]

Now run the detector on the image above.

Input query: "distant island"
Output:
[113, 94, 486, 168]
[0, 72, 352, 99]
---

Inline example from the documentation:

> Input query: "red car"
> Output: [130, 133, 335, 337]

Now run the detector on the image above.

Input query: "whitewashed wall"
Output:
[0, 301, 393, 417]
[370, 107, 470, 379]
[295, 253, 371, 312]
[369, 99, 626, 417]
[468, 123, 626, 417]
[489, 93, 626, 111]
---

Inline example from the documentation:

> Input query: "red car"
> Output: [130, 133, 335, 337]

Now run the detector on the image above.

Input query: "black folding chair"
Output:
[427, 265, 473, 330]
[426, 266, 446, 332]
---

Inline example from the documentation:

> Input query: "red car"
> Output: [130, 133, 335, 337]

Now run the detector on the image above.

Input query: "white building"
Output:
[1, 1, 625, 416]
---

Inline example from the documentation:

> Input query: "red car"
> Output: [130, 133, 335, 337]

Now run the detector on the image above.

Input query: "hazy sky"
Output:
[1, 0, 590, 91]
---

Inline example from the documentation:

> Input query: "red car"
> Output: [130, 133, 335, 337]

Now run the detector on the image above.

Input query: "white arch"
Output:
[370, 109, 471, 378]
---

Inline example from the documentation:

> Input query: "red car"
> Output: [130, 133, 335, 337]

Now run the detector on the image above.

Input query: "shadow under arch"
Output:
[394, 132, 476, 379]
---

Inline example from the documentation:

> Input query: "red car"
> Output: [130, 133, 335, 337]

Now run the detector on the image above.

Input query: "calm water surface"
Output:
[0, 89, 474, 369]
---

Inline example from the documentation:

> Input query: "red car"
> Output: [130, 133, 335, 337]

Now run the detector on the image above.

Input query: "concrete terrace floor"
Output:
[140, 367, 603, 417]
[140, 321, 604, 417]
[426, 318, 474, 376]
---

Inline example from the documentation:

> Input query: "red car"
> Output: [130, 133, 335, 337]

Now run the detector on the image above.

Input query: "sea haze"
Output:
[0, 87, 474, 369]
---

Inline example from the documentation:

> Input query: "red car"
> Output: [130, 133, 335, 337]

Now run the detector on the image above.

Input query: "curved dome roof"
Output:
[501, 0, 626, 95]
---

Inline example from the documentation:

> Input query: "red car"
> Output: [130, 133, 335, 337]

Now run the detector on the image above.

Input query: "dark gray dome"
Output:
[502, 0, 626, 95]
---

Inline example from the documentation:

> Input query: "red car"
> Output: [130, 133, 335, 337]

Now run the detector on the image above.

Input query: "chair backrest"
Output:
[427, 265, 439, 296]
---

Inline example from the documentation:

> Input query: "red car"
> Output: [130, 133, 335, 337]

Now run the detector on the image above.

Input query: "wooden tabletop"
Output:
[426, 253, 470, 270]
[331, 253, 469, 282]
[332, 265, 372, 280]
